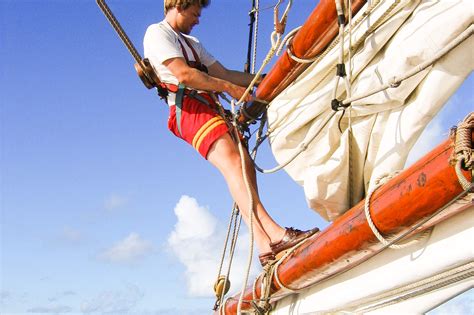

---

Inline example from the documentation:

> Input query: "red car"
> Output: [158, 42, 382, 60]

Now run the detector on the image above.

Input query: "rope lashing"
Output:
[252, 23, 473, 174]
[449, 112, 474, 191]
[364, 172, 433, 250]
[341, 24, 474, 106]
[251, 0, 394, 174]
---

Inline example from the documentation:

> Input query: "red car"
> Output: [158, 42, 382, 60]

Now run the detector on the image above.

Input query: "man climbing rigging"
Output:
[143, 0, 319, 266]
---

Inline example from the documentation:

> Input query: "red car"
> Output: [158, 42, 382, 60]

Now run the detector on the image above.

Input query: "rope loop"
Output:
[449, 112, 474, 191]
[365, 171, 433, 249]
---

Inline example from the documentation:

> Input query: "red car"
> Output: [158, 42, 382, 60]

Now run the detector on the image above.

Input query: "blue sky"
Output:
[0, 0, 472, 314]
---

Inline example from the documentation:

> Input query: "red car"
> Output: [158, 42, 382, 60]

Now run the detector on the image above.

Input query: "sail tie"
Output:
[450, 112, 474, 191]
[249, 0, 397, 174]
[364, 171, 434, 250]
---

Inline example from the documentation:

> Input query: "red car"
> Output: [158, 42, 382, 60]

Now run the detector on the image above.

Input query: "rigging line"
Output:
[253, 112, 337, 174]
[264, 0, 390, 134]
[322, 262, 474, 314]
[356, 267, 474, 313]
[341, 24, 474, 106]
[257, 190, 472, 297]
[215, 205, 242, 309]
[96, 0, 144, 69]
[236, 0, 293, 106]
[231, 99, 256, 315]
[286, 0, 386, 64]
[276, 26, 301, 56]
[221, 211, 243, 307]
[249, 0, 413, 174]
[346, 0, 355, 208]
[245, 0, 258, 74]
[252, 0, 260, 74]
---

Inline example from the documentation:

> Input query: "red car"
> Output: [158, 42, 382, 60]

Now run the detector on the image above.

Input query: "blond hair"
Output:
[164, 0, 210, 14]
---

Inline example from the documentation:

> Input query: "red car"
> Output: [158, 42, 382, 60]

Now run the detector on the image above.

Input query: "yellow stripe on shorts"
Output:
[192, 117, 226, 152]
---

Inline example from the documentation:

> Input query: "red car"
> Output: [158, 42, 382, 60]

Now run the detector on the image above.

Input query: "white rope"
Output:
[268, 0, 389, 133]
[232, 100, 256, 315]
[364, 171, 433, 249]
[237, 189, 471, 313]
[252, 9, 472, 175]
[215, 205, 240, 308]
[251, 0, 260, 74]
[254, 112, 336, 174]
[219, 297, 230, 315]
[342, 24, 474, 105]
[285, 0, 384, 64]
[276, 26, 301, 56]
[236, 0, 293, 106]
[324, 261, 474, 314]
[252, 0, 396, 173]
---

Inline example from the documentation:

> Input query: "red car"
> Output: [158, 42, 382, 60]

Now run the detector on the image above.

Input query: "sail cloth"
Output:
[267, 0, 473, 221]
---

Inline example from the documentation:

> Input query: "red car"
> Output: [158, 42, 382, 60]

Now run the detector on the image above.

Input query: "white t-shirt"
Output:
[143, 19, 216, 88]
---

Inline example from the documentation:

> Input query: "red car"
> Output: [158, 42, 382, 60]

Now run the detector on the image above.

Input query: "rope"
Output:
[364, 171, 433, 249]
[216, 206, 244, 310]
[254, 112, 336, 174]
[450, 112, 474, 191]
[341, 24, 474, 106]
[229, 99, 255, 315]
[219, 2, 296, 312]
[96, 0, 141, 63]
[236, 0, 293, 106]
[332, 0, 357, 206]
[252, 6, 472, 176]
[324, 261, 474, 314]
[226, 188, 471, 313]
[214, 205, 238, 309]
[252, 0, 260, 74]
[251, 0, 399, 173]
[285, 0, 385, 64]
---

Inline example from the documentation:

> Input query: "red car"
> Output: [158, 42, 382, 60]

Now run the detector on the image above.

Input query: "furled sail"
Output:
[266, 0, 473, 220]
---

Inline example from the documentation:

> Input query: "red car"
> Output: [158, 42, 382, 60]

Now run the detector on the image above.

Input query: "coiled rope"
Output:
[449, 112, 474, 191]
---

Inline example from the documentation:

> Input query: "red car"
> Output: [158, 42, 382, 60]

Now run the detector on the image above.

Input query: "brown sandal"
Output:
[270, 227, 320, 257]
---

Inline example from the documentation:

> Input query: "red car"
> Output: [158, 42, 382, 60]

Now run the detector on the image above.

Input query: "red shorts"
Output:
[168, 93, 229, 159]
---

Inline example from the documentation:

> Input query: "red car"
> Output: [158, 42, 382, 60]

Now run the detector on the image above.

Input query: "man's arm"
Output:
[163, 57, 252, 101]
[208, 61, 261, 87]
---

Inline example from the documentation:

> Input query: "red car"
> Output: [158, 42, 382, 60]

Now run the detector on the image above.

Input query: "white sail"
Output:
[267, 0, 473, 221]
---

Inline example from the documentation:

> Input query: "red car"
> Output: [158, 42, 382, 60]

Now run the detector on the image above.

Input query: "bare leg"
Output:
[207, 133, 285, 254]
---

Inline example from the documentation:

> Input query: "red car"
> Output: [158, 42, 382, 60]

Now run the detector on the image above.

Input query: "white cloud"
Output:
[99, 233, 154, 264]
[167, 195, 260, 297]
[104, 193, 128, 211]
[80, 283, 144, 314]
